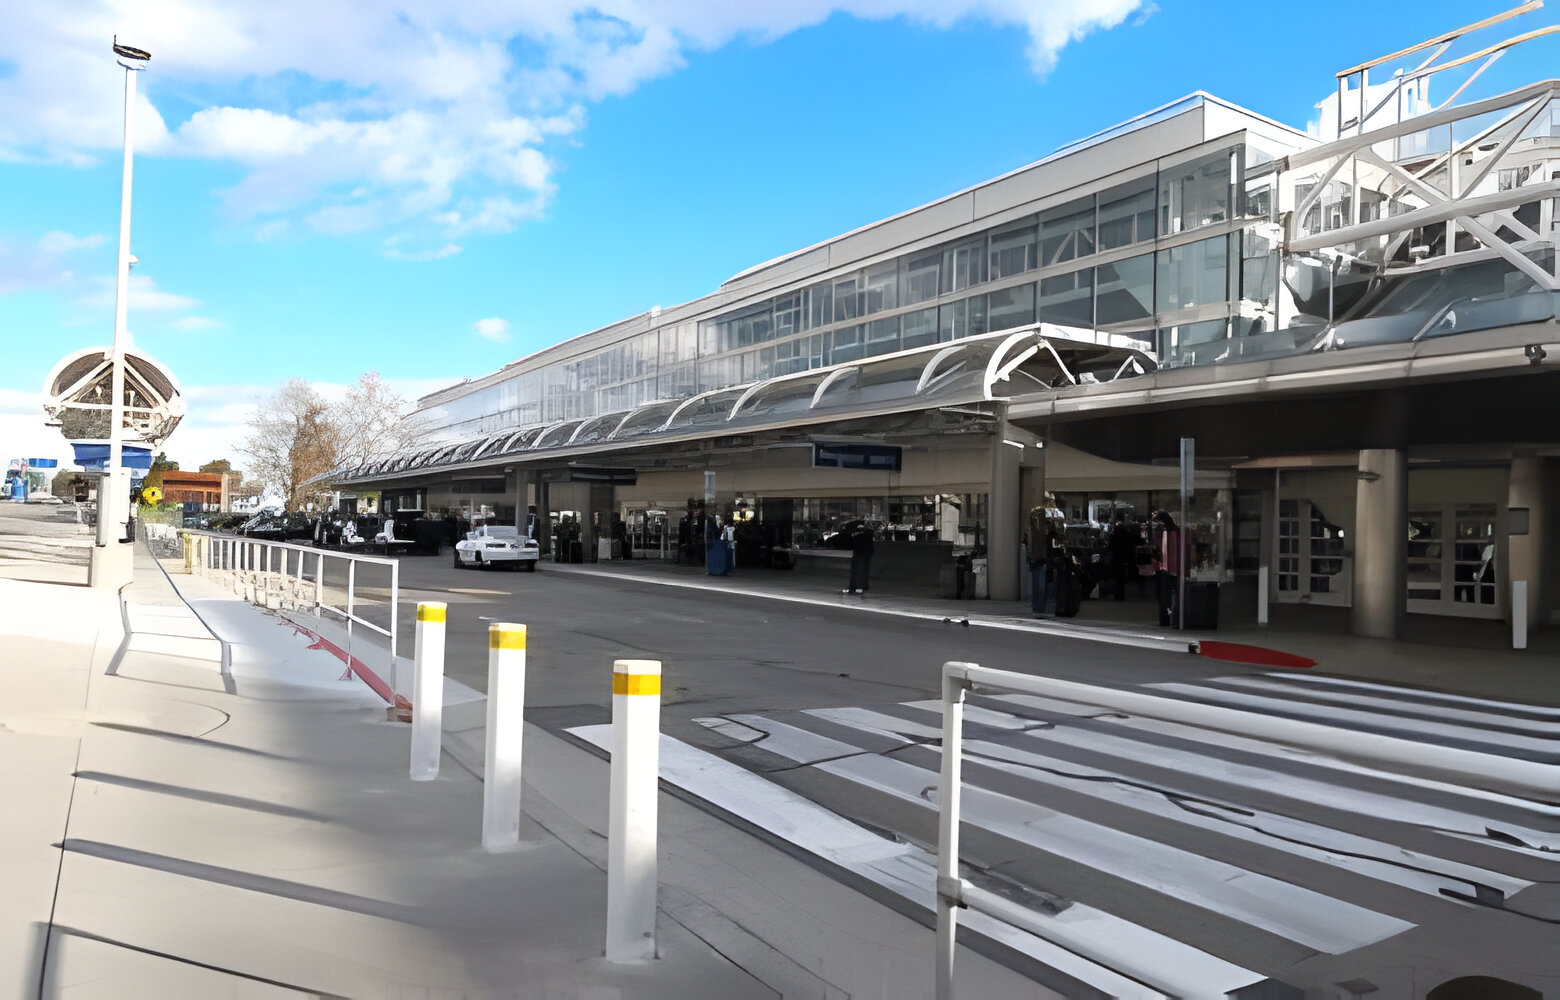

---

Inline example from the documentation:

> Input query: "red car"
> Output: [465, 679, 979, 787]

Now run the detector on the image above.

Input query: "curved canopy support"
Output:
[810, 366, 860, 409]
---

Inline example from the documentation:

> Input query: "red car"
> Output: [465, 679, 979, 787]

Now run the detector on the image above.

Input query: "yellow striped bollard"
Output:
[605, 657, 661, 962]
[482, 623, 527, 849]
[410, 601, 447, 781]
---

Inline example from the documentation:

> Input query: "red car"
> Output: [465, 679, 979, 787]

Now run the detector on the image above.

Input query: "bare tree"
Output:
[239, 379, 342, 510]
[331, 371, 421, 470]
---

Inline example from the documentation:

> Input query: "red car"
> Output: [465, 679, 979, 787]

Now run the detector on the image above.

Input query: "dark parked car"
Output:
[239, 511, 315, 542]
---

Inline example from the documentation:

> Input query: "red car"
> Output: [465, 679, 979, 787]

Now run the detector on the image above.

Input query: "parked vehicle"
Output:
[454, 523, 540, 571]
[239, 511, 314, 542]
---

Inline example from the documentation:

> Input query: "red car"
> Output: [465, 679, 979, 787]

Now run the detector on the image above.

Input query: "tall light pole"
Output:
[93, 37, 150, 589]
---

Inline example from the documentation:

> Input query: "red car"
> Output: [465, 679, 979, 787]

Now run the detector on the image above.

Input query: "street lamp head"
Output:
[112, 37, 151, 61]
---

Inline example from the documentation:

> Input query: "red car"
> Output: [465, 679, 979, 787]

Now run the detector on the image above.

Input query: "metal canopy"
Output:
[329, 325, 1152, 486]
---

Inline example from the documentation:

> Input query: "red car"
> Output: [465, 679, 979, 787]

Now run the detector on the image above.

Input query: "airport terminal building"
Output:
[335, 70, 1560, 643]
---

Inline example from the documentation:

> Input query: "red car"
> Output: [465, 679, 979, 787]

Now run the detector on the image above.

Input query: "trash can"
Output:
[598, 537, 615, 561]
[1182, 581, 1220, 629]
[972, 558, 989, 600]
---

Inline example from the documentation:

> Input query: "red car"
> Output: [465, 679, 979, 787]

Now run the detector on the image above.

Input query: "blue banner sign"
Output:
[813, 443, 902, 472]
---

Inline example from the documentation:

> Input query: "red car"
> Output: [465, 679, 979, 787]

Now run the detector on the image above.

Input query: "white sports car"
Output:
[454, 524, 540, 571]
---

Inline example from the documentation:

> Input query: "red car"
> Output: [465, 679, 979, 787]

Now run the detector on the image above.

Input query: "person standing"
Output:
[844, 521, 875, 594]
[1108, 516, 1142, 602]
[1024, 506, 1053, 615]
[705, 513, 723, 575]
[1151, 510, 1181, 626]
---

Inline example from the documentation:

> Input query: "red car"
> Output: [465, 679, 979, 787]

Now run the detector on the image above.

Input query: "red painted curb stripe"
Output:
[1196, 640, 1316, 669]
[285, 621, 411, 708]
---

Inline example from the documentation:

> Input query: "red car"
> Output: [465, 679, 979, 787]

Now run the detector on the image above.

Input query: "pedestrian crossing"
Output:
[575, 670, 1558, 997]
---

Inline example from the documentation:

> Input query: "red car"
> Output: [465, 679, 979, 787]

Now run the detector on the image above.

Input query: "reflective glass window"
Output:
[805, 281, 832, 329]
[901, 250, 941, 305]
[1160, 147, 1236, 235]
[987, 283, 1036, 331]
[658, 362, 697, 399]
[1095, 254, 1154, 328]
[834, 274, 862, 322]
[989, 218, 1037, 280]
[865, 316, 900, 356]
[1098, 178, 1156, 250]
[832, 324, 864, 363]
[774, 294, 801, 339]
[864, 262, 898, 314]
[941, 237, 987, 293]
[1155, 235, 1228, 316]
[1161, 318, 1229, 366]
[938, 295, 987, 341]
[1039, 197, 1095, 266]
[901, 307, 938, 349]
[1039, 268, 1093, 327]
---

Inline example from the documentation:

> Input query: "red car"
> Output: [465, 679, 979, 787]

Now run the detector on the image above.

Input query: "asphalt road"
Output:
[380, 553, 1228, 741]
[359, 552, 1558, 997]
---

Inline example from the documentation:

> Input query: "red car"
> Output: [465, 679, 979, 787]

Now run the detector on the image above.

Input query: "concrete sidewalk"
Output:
[2, 538, 1040, 999]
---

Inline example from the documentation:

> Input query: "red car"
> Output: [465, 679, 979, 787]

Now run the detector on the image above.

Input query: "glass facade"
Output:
[421, 138, 1274, 439]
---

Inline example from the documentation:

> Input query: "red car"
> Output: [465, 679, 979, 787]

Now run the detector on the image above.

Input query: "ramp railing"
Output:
[180, 529, 401, 695]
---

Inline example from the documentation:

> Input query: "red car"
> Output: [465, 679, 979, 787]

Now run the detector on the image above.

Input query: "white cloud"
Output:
[473, 317, 510, 342]
[80, 273, 199, 311]
[384, 243, 463, 261]
[172, 315, 224, 330]
[0, 2, 1149, 244]
[0, 230, 106, 294]
[38, 230, 106, 255]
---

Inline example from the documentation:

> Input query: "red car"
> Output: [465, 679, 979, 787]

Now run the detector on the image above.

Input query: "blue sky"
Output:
[2, 1, 1555, 472]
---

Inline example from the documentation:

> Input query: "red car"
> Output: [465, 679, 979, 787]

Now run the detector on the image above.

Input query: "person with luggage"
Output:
[1024, 507, 1055, 615]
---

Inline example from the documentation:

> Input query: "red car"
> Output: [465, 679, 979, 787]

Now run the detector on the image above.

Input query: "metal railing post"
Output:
[936, 662, 973, 1000]
[346, 558, 357, 654]
[390, 559, 401, 694]
[315, 551, 324, 615]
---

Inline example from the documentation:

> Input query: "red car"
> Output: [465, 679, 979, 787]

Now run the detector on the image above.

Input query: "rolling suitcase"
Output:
[1054, 562, 1081, 618]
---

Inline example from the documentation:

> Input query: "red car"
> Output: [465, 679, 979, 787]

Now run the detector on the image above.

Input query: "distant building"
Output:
[159, 470, 231, 509]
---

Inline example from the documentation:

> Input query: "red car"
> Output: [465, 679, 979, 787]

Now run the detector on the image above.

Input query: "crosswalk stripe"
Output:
[1265, 672, 1560, 719]
[1145, 681, 1558, 761]
[572, 723, 1257, 998]
[1185, 675, 1559, 737]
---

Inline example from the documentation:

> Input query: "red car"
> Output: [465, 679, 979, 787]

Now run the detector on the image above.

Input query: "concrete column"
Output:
[536, 479, 551, 557]
[1352, 448, 1407, 639]
[988, 422, 1022, 601]
[1507, 454, 1547, 631]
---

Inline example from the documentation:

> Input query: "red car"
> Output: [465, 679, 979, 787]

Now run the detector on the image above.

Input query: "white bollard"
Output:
[482, 623, 527, 850]
[605, 657, 661, 963]
[410, 601, 447, 780]
[1512, 580, 1528, 650]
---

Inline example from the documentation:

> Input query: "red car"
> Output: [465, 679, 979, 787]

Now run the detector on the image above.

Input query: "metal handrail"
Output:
[180, 529, 401, 697]
[933, 659, 1554, 999]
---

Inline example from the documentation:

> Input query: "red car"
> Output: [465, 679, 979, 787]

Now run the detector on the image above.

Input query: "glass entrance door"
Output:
[1275, 499, 1352, 606]
[1409, 504, 1501, 618]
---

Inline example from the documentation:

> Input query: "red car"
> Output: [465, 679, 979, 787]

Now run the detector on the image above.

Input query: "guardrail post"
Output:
[1512, 580, 1528, 650]
[314, 551, 324, 616]
[410, 601, 447, 780]
[390, 560, 401, 694]
[605, 657, 661, 963]
[936, 661, 973, 1000]
[482, 623, 527, 850]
